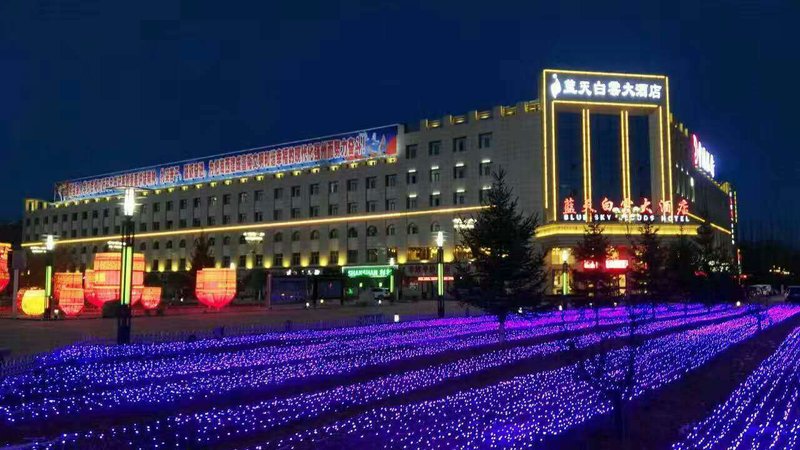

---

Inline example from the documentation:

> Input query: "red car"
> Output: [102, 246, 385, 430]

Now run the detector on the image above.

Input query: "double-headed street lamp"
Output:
[242, 231, 267, 305]
[117, 187, 138, 344]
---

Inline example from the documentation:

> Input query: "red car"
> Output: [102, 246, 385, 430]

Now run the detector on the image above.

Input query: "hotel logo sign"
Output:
[692, 134, 716, 179]
[544, 70, 666, 105]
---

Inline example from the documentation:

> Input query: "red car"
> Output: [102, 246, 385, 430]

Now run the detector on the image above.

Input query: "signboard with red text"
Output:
[561, 196, 690, 224]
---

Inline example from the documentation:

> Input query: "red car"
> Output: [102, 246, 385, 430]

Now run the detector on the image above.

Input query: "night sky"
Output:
[0, 1, 797, 244]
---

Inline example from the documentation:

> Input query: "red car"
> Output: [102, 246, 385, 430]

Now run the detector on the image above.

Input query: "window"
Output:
[179, 219, 187, 228]
[273, 253, 283, 266]
[254, 255, 263, 267]
[430, 193, 441, 207]
[366, 225, 378, 236]
[165, 220, 174, 230]
[453, 165, 466, 179]
[385, 199, 396, 211]
[274, 188, 283, 199]
[406, 170, 417, 185]
[310, 251, 320, 265]
[329, 229, 339, 239]
[222, 215, 231, 225]
[82, 211, 88, 219]
[310, 230, 320, 240]
[102, 209, 109, 217]
[291, 208, 301, 219]
[453, 191, 466, 205]
[480, 161, 493, 177]
[153, 241, 160, 250]
[347, 227, 358, 238]
[139, 242, 147, 251]
[239, 235, 247, 245]
[254, 211, 264, 222]
[291, 231, 301, 241]
[347, 250, 358, 264]
[366, 201, 377, 212]
[193, 218, 202, 227]
[179, 239, 186, 248]
[366, 177, 376, 189]
[406, 196, 418, 209]
[208, 196, 217, 207]
[430, 168, 440, 182]
[179, 199, 187, 210]
[73, 212, 78, 220]
[237, 213, 247, 223]
[166, 240, 174, 250]
[329, 181, 339, 194]
[92, 210, 98, 218]
[347, 179, 358, 192]
[431, 222, 441, 232]
[406, 144, 417, 159]
[223, 236, 231, 245]
[328, 204, 339, 216]
[385, 174, 397, 187]
[309, 183, 320, 196]
[209, 237, 216, 245]
[429, 141, 441, 156]
[207, 216, 216, 226]
[367, 248, 378, 263]
[453, 136, 466, 152]
[407, 223, 419, 235]
[254, 190, 264, 202]
[238, 192, 247, 203]
[387, 247, 397, 260]
[479, 188, 492, 203]
[193, 197, 201, 208]
[407, 247, 432, 262]
[329, 250, 340, 265]
[238, 255, 247, 267]
[274, 232, 283, 243]
[479, 132, 493, 149]
[151, 259, 159, 271]
[152, 222, 161, 231]
[309, 206, 320, 217]
[386, 224, 396, 236]
[291, 253, 301, 266]
[222, 194, 231, 205]
[347, 202, 358, 214]
[222, 256, 231, 267]
[291, 186, 301, 197]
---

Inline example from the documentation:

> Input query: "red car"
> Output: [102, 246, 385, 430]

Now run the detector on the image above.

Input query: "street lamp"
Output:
[242, 231, 267, 306]
[560, 249, 570, 296]
[38, 234, 57, 319]
[117, 187, 138, 344]
[436, 230, 445, 318]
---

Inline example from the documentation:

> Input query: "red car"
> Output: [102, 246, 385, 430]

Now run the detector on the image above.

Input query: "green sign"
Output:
[343, 265, 393, 278]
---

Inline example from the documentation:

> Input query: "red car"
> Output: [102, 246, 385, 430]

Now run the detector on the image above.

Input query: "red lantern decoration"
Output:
[141, 287, 162, 310]
[84, 253, 145, 306]
[54, 272, 82, 303]
[195, 268, 236, 309]
[58, 287, 85, 316]
[17, 288, 46, 316]
[0, 243, 10, 294]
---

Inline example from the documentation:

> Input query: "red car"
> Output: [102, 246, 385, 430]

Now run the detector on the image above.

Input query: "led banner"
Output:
[692, 134, 716, 178]
[543, 70, 666, 105]
[55, 125, 400, 201]
[562, 196, 690, 224]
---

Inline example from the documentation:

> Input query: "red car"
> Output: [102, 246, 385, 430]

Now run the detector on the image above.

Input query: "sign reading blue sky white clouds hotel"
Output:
[544, 70, 666, 105]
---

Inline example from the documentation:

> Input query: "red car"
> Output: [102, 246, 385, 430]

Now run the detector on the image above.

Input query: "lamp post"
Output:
[560, 249, 570, 296]
[42, 234, 57, 319]
[117, 187, 137, 344]
[242, 231, 266, 305]
[436, 231, 445, 318]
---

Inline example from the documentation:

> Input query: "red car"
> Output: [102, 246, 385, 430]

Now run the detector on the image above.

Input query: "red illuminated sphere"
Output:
[195, 268, 237, 309]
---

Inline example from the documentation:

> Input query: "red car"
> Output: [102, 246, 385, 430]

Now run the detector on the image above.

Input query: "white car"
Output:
[371, 288, 390, 301]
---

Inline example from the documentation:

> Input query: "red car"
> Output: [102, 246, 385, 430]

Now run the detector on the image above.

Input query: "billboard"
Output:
[55, 125, 399, 201]
[543, 69, 666, 105]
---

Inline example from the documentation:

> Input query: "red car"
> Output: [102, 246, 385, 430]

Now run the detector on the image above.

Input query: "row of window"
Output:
[405, 133, 493, 159]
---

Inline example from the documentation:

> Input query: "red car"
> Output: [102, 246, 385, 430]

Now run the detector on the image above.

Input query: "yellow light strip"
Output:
[658, 106, 665, 202]
[550, 100, 557, 221]
[535, 223, 697, 238]
[553, 100, 660, 109]
[625, 111, 632, 200]
[687, 213, 732, 235]
[544, 69, 667, 80]
[542, 73, 549, 211]
[22, 206, 486, 247]
[620, 111, 627, 200]
[581, 109, 587, 215]
[665, 77, 673, 204]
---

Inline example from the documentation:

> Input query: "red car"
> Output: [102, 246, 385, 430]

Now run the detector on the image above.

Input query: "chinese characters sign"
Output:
[562, 196, 690, 224]
[544, 70, 666, 105]
[692, 134, 716, 178]
[55, 125, 399, 201]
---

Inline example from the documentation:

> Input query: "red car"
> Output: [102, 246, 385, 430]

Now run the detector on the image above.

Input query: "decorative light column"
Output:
[117, 187, 137, 344]
[561, 249, 570, 296]
[42, 234, 57, 319]
[436, 231, 445, 318]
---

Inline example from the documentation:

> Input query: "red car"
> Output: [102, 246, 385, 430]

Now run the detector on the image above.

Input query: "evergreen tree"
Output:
[629, 223, 666, 302]
[665, 227, 698, 313]
[454, 168, 546, 335]
[189, 232, 215, 296]
[572, 222, 616, 304]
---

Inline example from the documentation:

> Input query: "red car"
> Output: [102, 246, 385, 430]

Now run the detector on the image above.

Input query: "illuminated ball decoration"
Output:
[84, 253, 146, 306]
[58, 287, 85, 317]
[17, 288, 46, 316]
[0, 243, 9, 293]
[195, 268, 237, 309]
[141, 287, 162, 310]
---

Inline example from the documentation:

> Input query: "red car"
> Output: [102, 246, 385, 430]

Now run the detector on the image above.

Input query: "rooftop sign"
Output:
[543, 69, 666, 105]
[692, 134, 716, 178]
[55, 125, 399, 201]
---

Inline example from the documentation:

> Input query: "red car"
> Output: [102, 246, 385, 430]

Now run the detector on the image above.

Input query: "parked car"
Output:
[371, 287, 390, 301]
[785, 286, 800, 304]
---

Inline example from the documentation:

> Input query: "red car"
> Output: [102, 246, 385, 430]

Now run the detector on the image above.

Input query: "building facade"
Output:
[21, 69, 737, 295]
